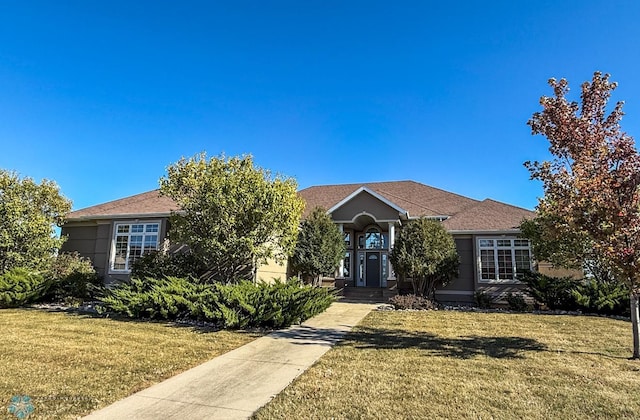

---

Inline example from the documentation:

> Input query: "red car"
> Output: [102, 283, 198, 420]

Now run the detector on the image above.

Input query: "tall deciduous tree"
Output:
[527, 72, 640, 358]
[290, 207, 345, 286]
[160, 153, 304, 283]
[389, 218, 459, 299]
[0, 170, 72, 272]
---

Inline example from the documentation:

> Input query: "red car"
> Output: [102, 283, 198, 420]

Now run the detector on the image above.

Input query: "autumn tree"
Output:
[290, 207, 345, 286]
[389, 218, 459, 299]
[0, 170, 72, 272]
[160, 153, 304, 283]
[527, 72, 640, 358]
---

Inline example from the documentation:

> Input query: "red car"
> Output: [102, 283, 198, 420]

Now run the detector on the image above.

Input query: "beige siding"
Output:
[331, 191, 400, 221]
[538, 262, 583, 279]
[256, 258, 287, 283]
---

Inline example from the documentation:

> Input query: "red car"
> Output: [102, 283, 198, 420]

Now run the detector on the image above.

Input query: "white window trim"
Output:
[476, 237, 532, 284]
[109, 220, 162, 274]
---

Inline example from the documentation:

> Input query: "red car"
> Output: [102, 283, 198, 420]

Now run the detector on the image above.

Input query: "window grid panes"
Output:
[112, 222, 160, 272]
[344, 232, 352, 248]
[478, 238, 531, 282]
[344, 251, 351, 278]
[480, 250, 496, 280]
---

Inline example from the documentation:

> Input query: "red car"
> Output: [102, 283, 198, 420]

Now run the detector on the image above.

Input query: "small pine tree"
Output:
[290, 207, 345, 286]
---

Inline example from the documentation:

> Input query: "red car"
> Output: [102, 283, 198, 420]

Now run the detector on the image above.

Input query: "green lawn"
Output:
[255, 310, 640, 419]
[0, 309, 259, 419]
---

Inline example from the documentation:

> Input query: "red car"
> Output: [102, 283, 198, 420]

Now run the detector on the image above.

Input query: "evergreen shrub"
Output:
[0, 268, 49, 308]
[99, 276, 334, 329]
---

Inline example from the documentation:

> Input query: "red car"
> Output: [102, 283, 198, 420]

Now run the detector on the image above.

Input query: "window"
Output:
[477, 238, 531, 282]
[343, 251, 351, 278]
[382, 253, 388, 281]
[358, 252, 365, 285]
[358, 227, 389, 250]
[344, 231, 352, 248]
[111, 222, 160, 272]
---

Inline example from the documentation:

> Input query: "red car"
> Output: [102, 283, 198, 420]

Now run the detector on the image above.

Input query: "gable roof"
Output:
[298, 180, 479, 219]
[327, 186, 408, 215]
[300, 181, 535, 232]
[66, 190, 178, 221]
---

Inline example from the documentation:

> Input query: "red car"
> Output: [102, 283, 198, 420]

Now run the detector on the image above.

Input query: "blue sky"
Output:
[2, 1, 640, 212]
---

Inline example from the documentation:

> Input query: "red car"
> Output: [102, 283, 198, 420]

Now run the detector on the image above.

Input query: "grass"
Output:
[0, 309, 259, 419]
[255, 310, 640, 419]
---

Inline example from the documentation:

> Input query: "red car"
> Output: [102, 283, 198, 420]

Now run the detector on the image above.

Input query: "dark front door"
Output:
[365, 252, 380, 287]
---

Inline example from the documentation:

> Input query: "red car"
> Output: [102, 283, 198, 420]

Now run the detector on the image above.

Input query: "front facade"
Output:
[61, 180, 535, 302]
[298, 181, 536, 303]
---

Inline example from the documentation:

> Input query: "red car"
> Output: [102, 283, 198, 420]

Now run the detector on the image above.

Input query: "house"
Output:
[60, 180, 535, 303]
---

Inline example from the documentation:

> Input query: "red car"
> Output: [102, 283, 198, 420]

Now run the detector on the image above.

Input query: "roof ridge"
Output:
[300, 180, 414, 190]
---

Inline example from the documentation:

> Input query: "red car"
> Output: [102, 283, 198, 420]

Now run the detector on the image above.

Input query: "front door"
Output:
[365, 252, 381, 287]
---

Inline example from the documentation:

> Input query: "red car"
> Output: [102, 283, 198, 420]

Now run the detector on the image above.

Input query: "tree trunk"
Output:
[631, 292, 640, 359]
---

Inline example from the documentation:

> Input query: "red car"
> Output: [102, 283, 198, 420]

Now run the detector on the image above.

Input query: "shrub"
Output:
[505, 292, 529, 312]
[45, 252, 103, 302]
[100, 276, 214, 319]
[389, 218, 459, 298]
[572, 279, 629, 316]
[519, 270, 577, 310]
[130, 251, 206, 280]
[99, 276, 335, 329]
[0, 268, 49, 308]
[474, 290, 493, 309]
[388, 294, 437, 310]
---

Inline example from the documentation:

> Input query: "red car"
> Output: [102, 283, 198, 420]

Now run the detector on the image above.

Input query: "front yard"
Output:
[0, 309, 258, 419]
[255, 310, 640, 419]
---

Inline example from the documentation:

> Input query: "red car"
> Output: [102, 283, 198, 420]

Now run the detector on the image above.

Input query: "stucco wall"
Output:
[331, 191, 400, 221]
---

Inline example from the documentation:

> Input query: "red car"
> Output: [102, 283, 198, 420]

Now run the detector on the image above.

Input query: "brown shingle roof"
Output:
[300, 181, 534, 232]
[66, 181, 535, 232]
[442, 199, 534, 231]
[67, 190, 178, 220]
[298, 180, 479, 218]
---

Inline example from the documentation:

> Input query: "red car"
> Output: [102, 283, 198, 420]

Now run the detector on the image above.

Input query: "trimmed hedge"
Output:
[99, 277, 335, 329]
[0, 268, 49, 308]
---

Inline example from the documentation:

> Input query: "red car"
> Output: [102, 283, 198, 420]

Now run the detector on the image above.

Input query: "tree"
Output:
[0, 170, 72, 273]
[389, 218, 459, 299]
[526, 72, 640, 358]
[290, 207, 345, 286]
[159, 153, 304, 283]
[520, 213, 613, 283]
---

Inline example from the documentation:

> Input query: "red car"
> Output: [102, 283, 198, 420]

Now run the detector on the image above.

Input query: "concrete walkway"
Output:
[84, 301, 378, 419]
